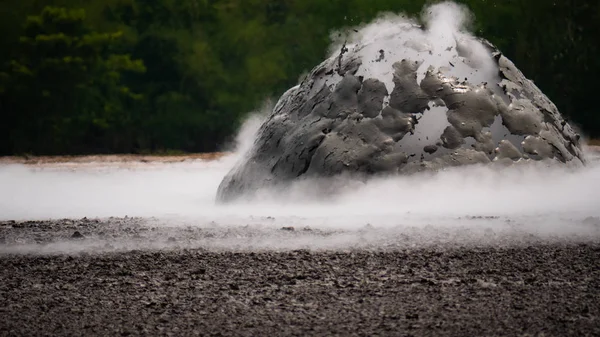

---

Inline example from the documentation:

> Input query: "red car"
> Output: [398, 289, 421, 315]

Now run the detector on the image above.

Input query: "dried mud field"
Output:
[1, 147, 600, 336]
[1, 235, 599, 336]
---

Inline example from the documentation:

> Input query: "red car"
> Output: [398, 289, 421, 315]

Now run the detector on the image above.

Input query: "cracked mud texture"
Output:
[1, 241, 599, 336]
[1, 218, 600, 336]
[217, 27, 585, 202]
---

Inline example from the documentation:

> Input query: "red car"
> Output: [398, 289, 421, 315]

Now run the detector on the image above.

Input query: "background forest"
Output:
[0, 0, 598, 155]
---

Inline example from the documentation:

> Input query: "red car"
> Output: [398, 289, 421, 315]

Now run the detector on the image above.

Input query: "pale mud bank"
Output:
[0, 152, 229, 168]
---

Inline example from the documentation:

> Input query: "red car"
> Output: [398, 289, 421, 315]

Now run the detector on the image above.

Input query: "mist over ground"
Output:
[1, 110, 599, 254]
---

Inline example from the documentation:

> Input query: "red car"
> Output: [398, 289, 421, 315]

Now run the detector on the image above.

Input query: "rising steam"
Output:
[328, 1, 497, 94]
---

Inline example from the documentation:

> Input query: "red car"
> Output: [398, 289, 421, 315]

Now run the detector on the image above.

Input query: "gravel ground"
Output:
[1, 147, 599, 336]
[1, 218, 599, 336]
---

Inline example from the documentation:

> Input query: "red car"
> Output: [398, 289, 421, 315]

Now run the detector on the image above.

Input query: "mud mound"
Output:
[217, 4, 585, 202]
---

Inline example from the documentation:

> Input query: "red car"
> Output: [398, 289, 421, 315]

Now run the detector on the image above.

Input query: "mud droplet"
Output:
[71, 231, 84, 239]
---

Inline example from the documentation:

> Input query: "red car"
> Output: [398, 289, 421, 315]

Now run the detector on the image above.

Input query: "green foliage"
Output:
[0, 5, 145, 154]
[0, 0, 598, 155]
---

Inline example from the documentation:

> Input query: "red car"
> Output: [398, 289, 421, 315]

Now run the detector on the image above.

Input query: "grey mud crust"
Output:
[1, 242, 599, 336]
[217, 27, 585, 202]
[1, 218, 600, 336]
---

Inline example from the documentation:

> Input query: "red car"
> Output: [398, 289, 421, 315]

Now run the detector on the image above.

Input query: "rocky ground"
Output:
[1, 217, 599, 336]
[1, 147, 599, 336]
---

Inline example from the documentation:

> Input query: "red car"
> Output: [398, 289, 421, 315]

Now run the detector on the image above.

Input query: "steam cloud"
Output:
[328, 1, 496, 94]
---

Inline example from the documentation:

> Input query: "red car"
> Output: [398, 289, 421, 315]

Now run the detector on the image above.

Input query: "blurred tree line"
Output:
[0, 0, 598, 155]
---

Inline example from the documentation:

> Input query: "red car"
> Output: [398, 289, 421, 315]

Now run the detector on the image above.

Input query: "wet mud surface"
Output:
[1, 149, 600, 335]
[1, 218, 599, 336]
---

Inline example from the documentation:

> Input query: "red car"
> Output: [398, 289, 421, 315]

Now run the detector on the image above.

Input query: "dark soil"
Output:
[1, 220, 599, 336]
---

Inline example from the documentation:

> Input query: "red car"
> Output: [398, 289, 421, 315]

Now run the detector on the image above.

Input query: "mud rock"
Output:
[217, 20, 585, 202]
[71, 231, 84, 239]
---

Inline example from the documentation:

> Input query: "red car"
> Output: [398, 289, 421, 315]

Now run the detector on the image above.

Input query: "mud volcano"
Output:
[217, 3, 585, 202]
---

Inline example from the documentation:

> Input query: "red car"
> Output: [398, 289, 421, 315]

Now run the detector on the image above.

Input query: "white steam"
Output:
[1, 114, 599, 253]
[328, 1, 497, 96]
[423, 1, 473, 35]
